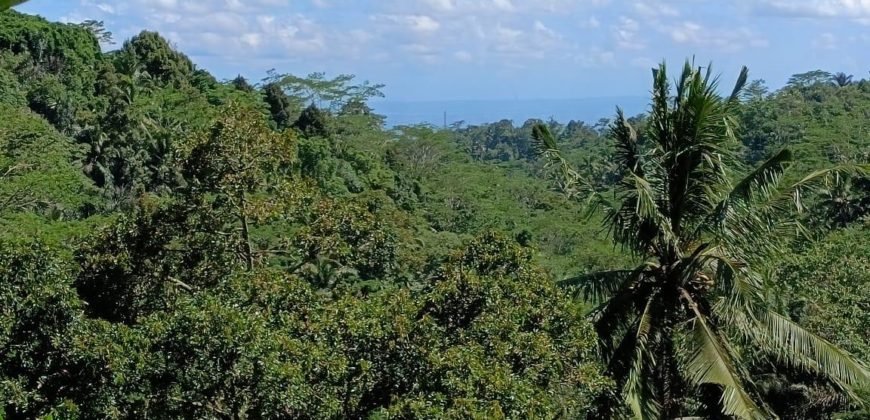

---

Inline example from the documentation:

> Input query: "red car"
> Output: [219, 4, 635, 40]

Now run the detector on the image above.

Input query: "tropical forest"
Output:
[0, 1, 869, 419]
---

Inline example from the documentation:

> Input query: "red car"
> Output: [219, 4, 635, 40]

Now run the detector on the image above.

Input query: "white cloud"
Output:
[669, 21, 701, 43]
[240, 33, 262, 48]
[56, 0, 807, 73]
[614, 16, 644, 49]
[494, 24, 523, 42]
[408, 15, 441, 32]
[423, 0, 455, 12]
[401, 43, 441, 63]
[378, 14, 441, 33]
[153, 0, 178, 10]
[666, 21, 769, 52]
[533, 20, 558, 38]
[492, 0, 515, 12]
[633, 1, 679, 19]
[95, 3, 115, 14]
[757, 0, 870, 18]
[581, 16, 600, 28]
[619, 16, 639, 32]
[574, 47, 615, 68]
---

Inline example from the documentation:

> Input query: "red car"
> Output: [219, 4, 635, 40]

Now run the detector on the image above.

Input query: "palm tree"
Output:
[833, 72, 854, 87]
[297, 256, 358, 289]
[532, 61, 869, 419]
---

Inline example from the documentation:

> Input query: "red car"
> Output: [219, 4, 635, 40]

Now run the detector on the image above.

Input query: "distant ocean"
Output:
[370, 96, 649, 128]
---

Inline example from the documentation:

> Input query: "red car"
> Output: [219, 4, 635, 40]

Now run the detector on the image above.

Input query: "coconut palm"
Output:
[833, 72, 854, 87]
[532, 61, 869, 419]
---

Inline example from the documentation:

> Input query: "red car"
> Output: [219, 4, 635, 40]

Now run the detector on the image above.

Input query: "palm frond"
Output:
[602, 292, 661, 419]
[708, 160, 854, 265]
[649, 61, 671, 152]
[531, 123, 559, 157]
[728, 66, 750, 103]
[607, 172, 679, 255]
[728, 149, 793, 202]
[612, 108, 643, 178]
[755, 311, 870, 397]
[530, 123, 580, 187]
[591, 283, 651, 354]
[760, 165, 863, 215]
[623, 295, 661, 419]
[681, 290, 770, 419]
[700, 248, 764, 316]
[531, 122, 606, 210]
[559, 262, 655, 303]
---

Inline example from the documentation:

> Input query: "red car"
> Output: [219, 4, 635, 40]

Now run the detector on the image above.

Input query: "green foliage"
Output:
[739, 77, 870, 172]
[533, 61, 870, 419]
[294, 195, 400, 283]
[74, 196, 237, 323]
[262, 81, 297, 129]
[182, 103, 296, 271]
[0, 242, 83, 418]
[1, 234, 608, 418]
[0, 104, 96, 217]
[0, 10, 100, 132]
[119, 31, 193, 85]
[1, 10, 869, 419]
[787, 70, 834, 89]
[292, 103, 332, 137]
[264, 70, 385, 113]
[0, 66, 25, 108]
[775, 226, 870, 361]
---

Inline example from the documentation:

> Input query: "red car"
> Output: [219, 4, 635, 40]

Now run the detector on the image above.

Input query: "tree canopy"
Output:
[0, 9, 869, 419]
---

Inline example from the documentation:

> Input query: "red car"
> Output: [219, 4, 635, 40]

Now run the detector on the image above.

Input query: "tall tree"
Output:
[182, 103, 296, 271]
[786, 70, 834, 89]
[533, 61, 870, 419]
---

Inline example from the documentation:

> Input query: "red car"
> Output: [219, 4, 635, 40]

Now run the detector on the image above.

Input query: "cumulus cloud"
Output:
[574, 47, 616, 68]
[60, 0, 870, 75]
[423, 0, 455, 12]
[377, 14, 441, 33]
[614, 16, 645, 50]
[666, 21, 769, 52]
[756, 0, 870, 18]
[633, 0, 679, 19]
[580, 16, 600, 28]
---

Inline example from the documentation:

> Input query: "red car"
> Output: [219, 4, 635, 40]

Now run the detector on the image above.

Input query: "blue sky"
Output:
[15, 0, 870, 101]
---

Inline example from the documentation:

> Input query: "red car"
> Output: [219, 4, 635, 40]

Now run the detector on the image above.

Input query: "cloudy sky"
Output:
[16, 0, 870, 101]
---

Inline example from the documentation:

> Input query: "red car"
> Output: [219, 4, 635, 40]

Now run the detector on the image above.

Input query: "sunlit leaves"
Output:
[535, 60, 870, 418]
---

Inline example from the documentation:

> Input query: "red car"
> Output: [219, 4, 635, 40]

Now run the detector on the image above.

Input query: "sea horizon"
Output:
[371, 96, 649, 128]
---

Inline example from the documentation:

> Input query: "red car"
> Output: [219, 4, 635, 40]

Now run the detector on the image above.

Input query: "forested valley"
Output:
[1, 8, 869, 419]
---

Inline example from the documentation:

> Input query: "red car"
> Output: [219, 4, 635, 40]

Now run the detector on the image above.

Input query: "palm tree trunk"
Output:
[658, 290, 684, 419]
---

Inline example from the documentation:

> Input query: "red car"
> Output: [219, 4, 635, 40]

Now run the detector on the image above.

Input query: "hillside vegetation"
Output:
[0, 10, 869, 419]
